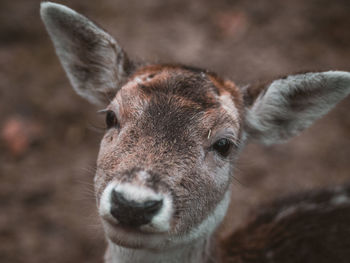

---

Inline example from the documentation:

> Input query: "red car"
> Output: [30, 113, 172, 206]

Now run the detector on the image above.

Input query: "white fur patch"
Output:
[331, 194, 350, 205]
[274, 203, 317, 221]
[99, 182, 118, 222]
[106, 238, 207, 263]
[99, 181, 173, 233]
[41, 2, 78, 17]
[142, 194, 173, 232]
[275, 189, 350, 222]
[114, 183, 162, 203]
[125, 73, 156, 88]
[219, 93, 240, 125]
[115, 182, 173, 232]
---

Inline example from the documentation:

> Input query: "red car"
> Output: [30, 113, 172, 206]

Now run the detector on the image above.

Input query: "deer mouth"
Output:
[101, 217, 171, 249]
[102, 216, 167, 235]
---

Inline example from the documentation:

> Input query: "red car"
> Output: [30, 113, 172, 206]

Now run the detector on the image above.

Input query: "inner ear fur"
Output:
[40, 2, 135, 105]
[243, 71, 350, 145]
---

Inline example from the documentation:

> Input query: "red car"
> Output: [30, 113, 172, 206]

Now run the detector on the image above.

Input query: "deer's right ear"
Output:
[243, 71, 350, 145]
[40, 2, 134, 105]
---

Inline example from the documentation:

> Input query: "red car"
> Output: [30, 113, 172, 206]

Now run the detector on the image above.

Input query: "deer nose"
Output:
[110, 189, 163, 227]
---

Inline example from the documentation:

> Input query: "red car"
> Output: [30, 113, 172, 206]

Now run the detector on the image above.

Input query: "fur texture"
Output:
[40, 2, 350, 263]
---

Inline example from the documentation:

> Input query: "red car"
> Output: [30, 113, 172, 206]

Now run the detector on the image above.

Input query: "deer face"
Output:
[41, 1, 350, 251]
[95, 66, 244, 248]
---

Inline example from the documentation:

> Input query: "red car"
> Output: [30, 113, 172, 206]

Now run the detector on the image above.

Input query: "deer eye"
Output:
[105, 110, 118, 129]
[212, 138, 232, 157]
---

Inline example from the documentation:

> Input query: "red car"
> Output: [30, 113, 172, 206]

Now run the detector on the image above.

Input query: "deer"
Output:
[40, 2, 350, 263]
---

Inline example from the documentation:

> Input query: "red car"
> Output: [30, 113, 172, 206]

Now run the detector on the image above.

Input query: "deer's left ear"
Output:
[40, 2, 135, 105]
[244, 71, 350, 145]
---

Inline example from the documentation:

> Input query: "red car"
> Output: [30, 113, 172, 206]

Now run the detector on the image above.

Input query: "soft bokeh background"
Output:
[1, 0, 350, 262]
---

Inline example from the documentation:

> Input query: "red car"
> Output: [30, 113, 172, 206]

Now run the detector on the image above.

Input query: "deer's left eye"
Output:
[212, 138, 232, 157]
[106, 110, 118, 129]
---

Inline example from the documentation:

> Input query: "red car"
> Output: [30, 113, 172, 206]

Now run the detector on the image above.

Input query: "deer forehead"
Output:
[109, 66, 243, 136]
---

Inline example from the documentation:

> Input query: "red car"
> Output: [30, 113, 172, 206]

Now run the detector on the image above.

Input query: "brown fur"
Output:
[220, 185, 350, 263]
[40, 4, 350, 262]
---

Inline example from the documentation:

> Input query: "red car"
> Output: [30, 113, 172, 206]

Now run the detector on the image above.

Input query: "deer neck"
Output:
[104, 237, 218, 263]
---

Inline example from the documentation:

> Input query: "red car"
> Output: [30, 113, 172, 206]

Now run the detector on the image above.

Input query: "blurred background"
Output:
[1, 0, 350, 262]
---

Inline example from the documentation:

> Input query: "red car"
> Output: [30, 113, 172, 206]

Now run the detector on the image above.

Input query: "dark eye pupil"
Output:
[106, 111, 118, 128]
[213, 138, 231, 157]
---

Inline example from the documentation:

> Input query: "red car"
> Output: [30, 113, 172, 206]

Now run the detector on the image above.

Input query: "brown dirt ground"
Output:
[0, 0, 350, 262]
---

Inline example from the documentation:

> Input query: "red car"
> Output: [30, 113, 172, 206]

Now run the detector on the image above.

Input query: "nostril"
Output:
[110, 189, 163, 227]
[143, 199, 163, 213]
[111, 191, 131, 207]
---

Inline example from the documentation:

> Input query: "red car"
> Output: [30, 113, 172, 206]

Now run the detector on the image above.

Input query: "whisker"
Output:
[87, 121, 106, 134]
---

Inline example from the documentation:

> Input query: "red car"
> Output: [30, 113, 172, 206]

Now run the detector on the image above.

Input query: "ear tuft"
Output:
[41, 2, 78, 22]
[245, 71, 350, 145]
[40, 2, 134, 105]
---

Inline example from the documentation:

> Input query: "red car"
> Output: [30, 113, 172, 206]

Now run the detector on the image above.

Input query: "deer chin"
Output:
[101, 219, 170, 249]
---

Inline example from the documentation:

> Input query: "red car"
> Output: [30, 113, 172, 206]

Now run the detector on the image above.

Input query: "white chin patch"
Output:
[142, 193, 172, 232]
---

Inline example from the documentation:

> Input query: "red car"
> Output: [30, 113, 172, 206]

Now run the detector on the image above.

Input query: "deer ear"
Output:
[244, 71, 350, 145]
[40, 2, 134, 105]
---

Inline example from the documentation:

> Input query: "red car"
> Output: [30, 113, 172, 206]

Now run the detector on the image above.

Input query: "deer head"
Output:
[41, 2, 350, 253]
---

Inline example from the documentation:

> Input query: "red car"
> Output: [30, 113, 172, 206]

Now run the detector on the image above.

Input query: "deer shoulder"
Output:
[221, 184, 350, 263]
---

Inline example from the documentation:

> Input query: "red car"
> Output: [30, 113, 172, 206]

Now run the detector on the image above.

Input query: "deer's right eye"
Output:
[212, 138, 232, 158]
[106, 110, 118, 129]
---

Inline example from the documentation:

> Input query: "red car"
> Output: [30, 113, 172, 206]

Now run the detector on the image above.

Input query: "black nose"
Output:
[110, 190, 163, 227]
